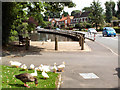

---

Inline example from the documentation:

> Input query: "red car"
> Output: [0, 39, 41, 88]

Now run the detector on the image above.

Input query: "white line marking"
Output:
[79, 73, 99, 79]
[96, 42, 118, 56]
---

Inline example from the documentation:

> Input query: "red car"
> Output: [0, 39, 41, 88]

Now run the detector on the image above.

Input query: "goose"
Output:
[41, 41, 45, 45]
[30, 64, 35, 70]
[30, 68, 37, 77]
[46, 39, 51, 42]
[42, 65, 50, 72]
[38, 65, 43, 71]
[42, 71, 49, 79]
[21, 64, 27, 70]
[51, 63, 57, 73]
[15, 73, 38, 88]
[9, 61, 21, 68]
[57, 62, 65, 72]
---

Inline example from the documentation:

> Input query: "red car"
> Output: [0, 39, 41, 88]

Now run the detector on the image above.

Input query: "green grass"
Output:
[1, 65, 59, 88]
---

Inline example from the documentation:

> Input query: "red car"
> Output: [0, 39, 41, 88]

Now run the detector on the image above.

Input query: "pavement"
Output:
[2, 39, 118, 88]
[30, 40, 91, 52]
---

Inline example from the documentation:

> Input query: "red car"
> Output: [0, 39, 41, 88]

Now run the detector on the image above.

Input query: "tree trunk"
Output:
[96, 23, 98, 31]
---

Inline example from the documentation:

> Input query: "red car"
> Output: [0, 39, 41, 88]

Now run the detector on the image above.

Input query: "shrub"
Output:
[86, 23, 92, 28]
[113, 27, 120, 33]
[105, 23, 111, 27]
[61, 23, 65, 29]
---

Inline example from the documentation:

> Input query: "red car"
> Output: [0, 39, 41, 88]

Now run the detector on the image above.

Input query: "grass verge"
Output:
[1, 65, 59, 88]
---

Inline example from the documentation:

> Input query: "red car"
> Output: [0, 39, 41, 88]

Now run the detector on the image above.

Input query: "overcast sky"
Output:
[64, 0, 118, 15]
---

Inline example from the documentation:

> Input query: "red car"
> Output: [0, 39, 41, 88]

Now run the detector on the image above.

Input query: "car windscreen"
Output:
[106, 28, 115, 31]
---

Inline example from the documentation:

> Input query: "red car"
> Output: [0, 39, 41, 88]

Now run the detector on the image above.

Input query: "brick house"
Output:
[48, 17, 60, 27]
[58, 15, 74, 28]
[48, 11, 90, 28]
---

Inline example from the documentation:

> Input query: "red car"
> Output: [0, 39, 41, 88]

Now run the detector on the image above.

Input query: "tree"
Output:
[2, 2, 76, 46]
[2, 2, 44, 45]
[62, 11, 69, 17]
[116, 0, 120, 19]
[82, 7, 91, 12]
[110, 1, 116, 16]
[89, 1, 104, 31]
[105, 1, 112, 23]
[44, 2, 76, 17]
[2, 2, 18, 45]
[71, 10, 81, 17]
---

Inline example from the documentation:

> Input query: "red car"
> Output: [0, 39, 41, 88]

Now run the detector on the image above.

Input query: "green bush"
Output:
[61, 23, 65, 29]
[113, 27, 120, 33]
[105, 23, 111, 27]
[86, 23, 92, 28]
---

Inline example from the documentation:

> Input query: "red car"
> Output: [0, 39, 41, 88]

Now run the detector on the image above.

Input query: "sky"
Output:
[64, 0, 118, 15]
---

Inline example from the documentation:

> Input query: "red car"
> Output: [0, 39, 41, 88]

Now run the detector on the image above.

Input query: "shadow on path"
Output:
[2, 43, 44, 57]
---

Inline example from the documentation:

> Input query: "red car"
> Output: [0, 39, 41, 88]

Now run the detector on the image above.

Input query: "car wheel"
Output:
[114, 35, 116, 37]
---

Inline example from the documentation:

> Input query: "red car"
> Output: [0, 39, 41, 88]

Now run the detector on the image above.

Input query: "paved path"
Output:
[2, 40, 118, 88]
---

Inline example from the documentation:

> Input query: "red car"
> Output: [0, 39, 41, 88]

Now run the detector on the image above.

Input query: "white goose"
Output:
[57, 62, 65, 72]
[51, 63, 57, 73]
[41, 64, 50, 72]
[42, 71, 49, 79]
[46, 39, 51, 42]
[21, 64, 27, 70]
[30, 64, 35, 70]
[30, 68, 37, 77]
[38, 65, 43, 72]
[9, 61, 21, 68]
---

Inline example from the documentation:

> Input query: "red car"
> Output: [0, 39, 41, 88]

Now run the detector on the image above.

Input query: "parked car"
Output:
[56, 28, 60, 30]
[102, 27, 116, 37]
[88, 28, 97, 34]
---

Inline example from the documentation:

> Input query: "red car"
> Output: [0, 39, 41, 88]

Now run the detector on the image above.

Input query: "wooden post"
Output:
[81, 34, 83, 48]
[55, 36, 58, 50]
[79, 35, 81, 46]
[26, 37, 29, 50]
[81, 34, 85, 50]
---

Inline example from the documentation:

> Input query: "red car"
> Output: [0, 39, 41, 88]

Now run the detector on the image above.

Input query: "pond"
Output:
[30, 33, 73, 41]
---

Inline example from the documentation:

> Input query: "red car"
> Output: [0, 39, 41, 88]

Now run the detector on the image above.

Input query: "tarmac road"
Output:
[2, 40, 118, 88]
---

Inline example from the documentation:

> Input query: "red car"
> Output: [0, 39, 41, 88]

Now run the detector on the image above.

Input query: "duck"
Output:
[46, 39, 51, 42]
[30, 68, 37, 77]
[15, 73, 38, 88]
[21, 64, 27, 70]
[30, 64, 35, 70]
[42, 71, 49, 79]
[37, 65, 43, 71]
[57, 62, 65, 72]
[41, 41, 45, 45]
[42, 65, 50, 72]
[51, 63, 57, 73]
[9, 61, 21, 68]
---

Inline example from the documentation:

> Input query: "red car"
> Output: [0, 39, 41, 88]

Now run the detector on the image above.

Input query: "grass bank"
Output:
[1, 65, 59, 88]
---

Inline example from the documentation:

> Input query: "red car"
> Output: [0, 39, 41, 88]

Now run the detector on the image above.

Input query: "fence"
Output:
[85, 32, 96, 41]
